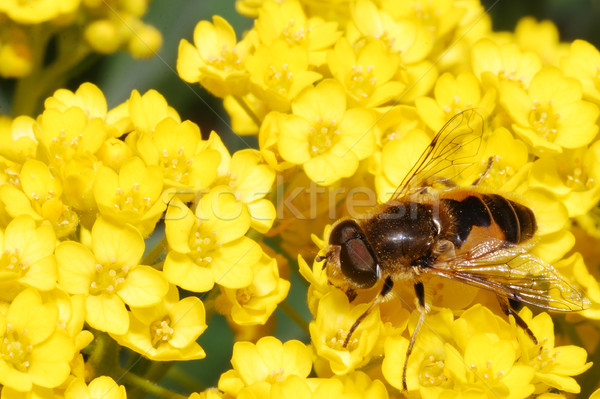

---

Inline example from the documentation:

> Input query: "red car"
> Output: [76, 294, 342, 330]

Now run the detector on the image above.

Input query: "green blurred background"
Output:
[2, 0, 600, 395]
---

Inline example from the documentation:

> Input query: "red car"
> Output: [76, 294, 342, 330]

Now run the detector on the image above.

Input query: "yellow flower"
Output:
[163, 192, 260, 292]
[0, 159, 79, 237]
[126, 89, 181, 136]
[177, 15, 252, 97]
[136, 118, 221, 193]
[111, 284, 207, 361]
[376, 128, 431, 202]
[382, 309, 455, 393]
[94, 157, 166, 237]
[327, 38, 404, 108]
[246, 39, 322, 112]
[561, 39, 600, 103]
[351, 0, 433, 63]
[220, 252, 290, 325]
[44, 82, 109, 121]
[0, 215, 56, 298]
[34, 101, 109, 167]
[56, 217, 168, 335]
[0, 26, 33, 78]
[0, 0, 79, 24]
[0, 288, 75, 392]
[309, 289, 382, 375]
[0, 115, 37, 163]
[471, 38, 542, 88]
[64, 376, 127, 399]
[218, 336, 312, 397]
[500, 66, 599, 154]
[528, 142, 600, 217]
[254, 0, 340, 66]
[277, 79, 377, 186]
[514, 17, 566, 66]
[515, 307, 592, 394]
[415, 72, 496, 132]
[208, 133, 276, 233]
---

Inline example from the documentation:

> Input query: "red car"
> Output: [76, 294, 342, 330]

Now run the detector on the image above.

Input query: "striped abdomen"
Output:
[439, 192, 536, 249]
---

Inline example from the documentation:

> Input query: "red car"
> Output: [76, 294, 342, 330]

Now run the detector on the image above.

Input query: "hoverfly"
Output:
[316, 109, 590, 390]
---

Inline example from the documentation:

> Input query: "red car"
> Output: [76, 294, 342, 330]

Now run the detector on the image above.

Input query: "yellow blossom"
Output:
[561, 39, 600, 103]
[55, 217, 168, 335]
[219, 252, 290, 325]
[0, 215, 56, 300]
[0, 26, 33, 78]
[136, 118, 221, 193]
[500, 66, 599, 154]
[218, 336, 312, 397]
[0, 0, 79, 24]
[64, 376, 127, 399]
[177, 15, 252, 97]
[0, 288, 75, 392]
[415, 72, 496, 131]
[207, 132, 276, 233]
[277, 79, 378, 185]
[254, 0, 340, 66]
[163, 192, 260, 292]
[0, 159, 79, 237]
[514, 17, 566, 66]
[246, 39, 322, 112]
[94, 157, 166, 237]
[471, 38, 542, 88]
[327, 38, 404, 108]
[310, 289, 382, 375]
[515, 307, 592, 394]
[111, 284, 207, 361]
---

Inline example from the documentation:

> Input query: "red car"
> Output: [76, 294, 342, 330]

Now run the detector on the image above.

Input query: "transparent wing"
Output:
[429, 240, 590, 311]
[391, 109, 485, 200]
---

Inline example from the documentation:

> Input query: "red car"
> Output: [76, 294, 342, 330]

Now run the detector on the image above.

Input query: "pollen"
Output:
[189, 221, 221, 266]
[0, 249, 28, 276]
[309, 118, 340, 156]
[529, 100, 559, 141]
[161, 146, 192, 183]
[1, 325, 32, 373]
[347, 64, 376, 100]
[150, 317, 174, 348]
[418, 356, 446, 387]
[89, 264, 129, 295]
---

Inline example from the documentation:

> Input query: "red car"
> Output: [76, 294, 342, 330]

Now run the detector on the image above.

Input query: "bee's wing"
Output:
[391, 109, 485, 200]
[429, 240, 591, 311]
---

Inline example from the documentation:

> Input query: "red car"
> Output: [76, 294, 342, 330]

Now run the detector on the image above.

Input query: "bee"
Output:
[316, 109, 590, 391]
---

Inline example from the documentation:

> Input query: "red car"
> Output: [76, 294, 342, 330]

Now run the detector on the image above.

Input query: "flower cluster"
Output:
[2, 0, 600, 398]
[0, 0, 162, 117]
[0, 81, 288, 397]
[178, 0, 600, 398]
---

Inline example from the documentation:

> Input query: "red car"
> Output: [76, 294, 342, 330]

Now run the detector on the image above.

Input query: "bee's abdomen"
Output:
[441, 193, 536, 248]
[481, 194, 536, 243]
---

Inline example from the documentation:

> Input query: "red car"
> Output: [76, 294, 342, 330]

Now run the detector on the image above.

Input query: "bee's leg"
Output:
[471, 156, 494, 186]
[497, 296, 538, 344]
[343, 276, 394, 348]
[402, 281, 427, 391]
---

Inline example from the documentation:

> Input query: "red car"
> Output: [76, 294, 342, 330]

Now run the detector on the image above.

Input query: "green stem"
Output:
[119, 369, 189, 399]
[87, 331, 121, 379]
[279, 299, 310, 335]
[142, 235, 167, 267]
[12, 27, 91, 116]
[166, 366, 206, 393]
[233, 95, 262, 127]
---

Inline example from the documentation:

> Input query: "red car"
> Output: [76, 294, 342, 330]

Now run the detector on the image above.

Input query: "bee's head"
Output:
[322, 218, 380, 289]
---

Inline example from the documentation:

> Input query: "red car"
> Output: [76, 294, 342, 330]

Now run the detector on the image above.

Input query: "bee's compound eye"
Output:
[339, 237, 378, 289]
[329, 220, 379, 289]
